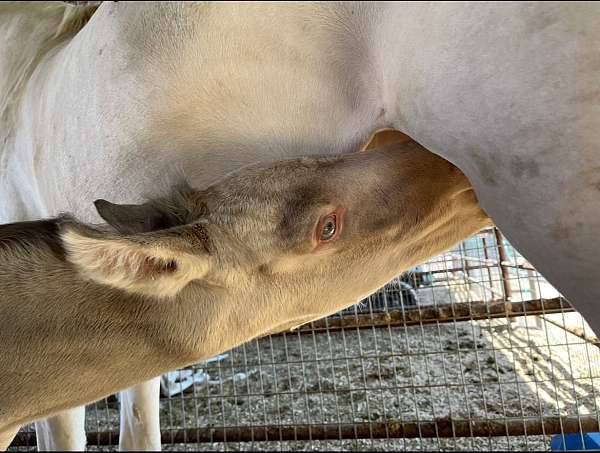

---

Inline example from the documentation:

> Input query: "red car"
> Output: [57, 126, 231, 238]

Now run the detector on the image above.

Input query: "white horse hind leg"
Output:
[119, 378, 162, 451]
[34, 406, 86, 451]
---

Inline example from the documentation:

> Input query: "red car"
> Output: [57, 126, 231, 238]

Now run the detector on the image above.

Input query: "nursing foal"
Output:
[0, 142, 490, 449]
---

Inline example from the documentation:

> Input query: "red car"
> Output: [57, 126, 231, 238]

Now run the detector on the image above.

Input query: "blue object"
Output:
[551, 433, 600, 451]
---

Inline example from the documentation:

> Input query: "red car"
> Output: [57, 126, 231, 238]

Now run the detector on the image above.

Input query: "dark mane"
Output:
[0, 217, 69, 260]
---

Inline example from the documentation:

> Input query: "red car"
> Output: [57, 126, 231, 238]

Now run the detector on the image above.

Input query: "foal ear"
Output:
[61, 224, 210, 298]
[94, 199, 182, 234]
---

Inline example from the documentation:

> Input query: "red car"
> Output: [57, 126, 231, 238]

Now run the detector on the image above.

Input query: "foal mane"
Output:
[0, 218, 68, 260]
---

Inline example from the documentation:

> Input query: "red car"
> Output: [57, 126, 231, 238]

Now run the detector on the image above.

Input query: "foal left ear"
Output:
[94, 199, 181, 234]
[61, 224, 211, 298]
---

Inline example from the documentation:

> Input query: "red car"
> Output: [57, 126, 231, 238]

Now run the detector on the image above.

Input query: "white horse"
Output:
[1, 1, 598, 450]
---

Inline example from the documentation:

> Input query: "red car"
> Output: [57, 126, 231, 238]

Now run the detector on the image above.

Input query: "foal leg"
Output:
[0, 425, 20, 451]
[119, 378, 162, 451]
[34, 406, 86, 451]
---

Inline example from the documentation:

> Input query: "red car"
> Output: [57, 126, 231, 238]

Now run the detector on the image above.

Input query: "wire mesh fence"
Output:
[10, 228, 600, 451]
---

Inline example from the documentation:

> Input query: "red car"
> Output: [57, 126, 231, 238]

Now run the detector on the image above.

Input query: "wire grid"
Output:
[9, 228, 600, 451]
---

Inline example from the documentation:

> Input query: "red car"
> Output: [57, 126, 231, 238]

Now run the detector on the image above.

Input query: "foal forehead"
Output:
[226, 154, 345, 187]
[202, 156, 349, 223]
[213, 168, 329, 205]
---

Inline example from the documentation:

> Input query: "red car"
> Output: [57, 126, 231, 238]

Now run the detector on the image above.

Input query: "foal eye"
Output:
[319, 214, 337, 242]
